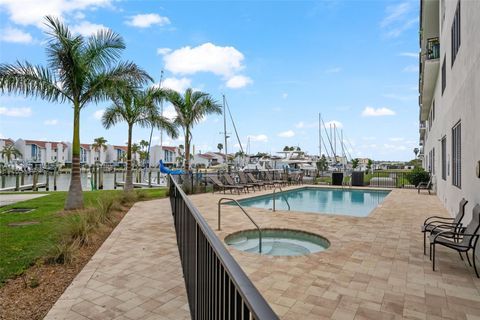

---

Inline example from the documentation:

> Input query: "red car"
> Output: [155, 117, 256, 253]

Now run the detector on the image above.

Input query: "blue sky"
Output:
[0, 0, 420, 161]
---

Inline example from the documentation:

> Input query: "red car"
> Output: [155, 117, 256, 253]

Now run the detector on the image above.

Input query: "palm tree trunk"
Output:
[125, 124, 133, 191]
[65, 104, 84, 210]
[184, 129, 190, 171]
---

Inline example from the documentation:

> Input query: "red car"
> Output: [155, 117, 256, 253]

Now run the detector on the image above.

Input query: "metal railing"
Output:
[272, 187, 291, 212]
[169, 175, 278, 320]
[426, 37, 440, 60]
[217, 198, 262, 253]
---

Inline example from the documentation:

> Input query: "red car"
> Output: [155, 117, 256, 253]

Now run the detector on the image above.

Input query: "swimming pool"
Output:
[234, 187, 390, 217]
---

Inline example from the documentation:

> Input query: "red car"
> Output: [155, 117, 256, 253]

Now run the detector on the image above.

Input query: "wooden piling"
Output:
[15, 174, 20, 191]
[99, 166, 103, 189]
[33, 172, 38, 191]
[93, 165, 98, 190]
[53, 168, 57, 191]
[21, 172, 24, 185]
[148, 171, 152, 187]
[45, 170, 50, 191]
[114, 168, 117, 189]
[1, 172, 5, 189]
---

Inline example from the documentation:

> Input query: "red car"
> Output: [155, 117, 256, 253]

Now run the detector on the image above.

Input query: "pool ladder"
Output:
[218, 198, 262, 253]
[272, 187, 291, 212]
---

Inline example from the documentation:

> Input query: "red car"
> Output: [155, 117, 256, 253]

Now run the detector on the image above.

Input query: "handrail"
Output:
[218, 198, 262, 253]
[272, 186, 291, 211]
[169, 176, 278, 319]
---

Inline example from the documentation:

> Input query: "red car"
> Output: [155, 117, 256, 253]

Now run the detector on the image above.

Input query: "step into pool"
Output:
[233, 187, 390, 217]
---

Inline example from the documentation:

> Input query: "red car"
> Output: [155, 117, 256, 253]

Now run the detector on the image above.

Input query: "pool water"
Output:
[234, 187, 390, 217]
[225, 229, 330, 256]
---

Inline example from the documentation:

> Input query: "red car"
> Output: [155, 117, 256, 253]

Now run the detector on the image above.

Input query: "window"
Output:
[441, 137, 446, 180]
[452, 121, 461, 188]
[451, 1, 461, 66]
[442, 56, 446, 94]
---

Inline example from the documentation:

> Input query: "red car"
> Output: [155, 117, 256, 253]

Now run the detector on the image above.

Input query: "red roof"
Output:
[80, 144, 92, 150]
[0, 138, 14, 146]
[25, 140, 67, 148]
[198, 153, 214, 159]
[114, 145, 128, 151]
[162, 146, 177, 152]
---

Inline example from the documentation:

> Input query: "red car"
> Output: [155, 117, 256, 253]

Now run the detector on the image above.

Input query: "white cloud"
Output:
[278, 130, 295, 138]
[399, 52, 418, 58]
[247, 134, 268, 143]
[323, 120, 343, 129]
[44, 119, 58, 125]
[125, 13, 170, 28]
[362, 106, 396, 117]
[0, 107, 32, 117]
[156, 47, 172, 55]
[403, 65, 418, 73]
[161, 77, 191, 92]
[389, 137, 404, 142]
[162, 105, 177, 121]
[70, 21, 108, 36]
[380, 2, 418, 38]
[0, 0, 113, 27]
[163, 42, 245, 77]
[282, 93, 288, 99]
[325, 67, 342, 74]
[93, 109, 105, 120]
[0, 27, 32, 43]
[225, 75, 252, 89]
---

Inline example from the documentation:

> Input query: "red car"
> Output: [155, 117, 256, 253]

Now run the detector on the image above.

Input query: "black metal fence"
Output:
[169, 175, 279, 320]
[363, 171, 416, 189]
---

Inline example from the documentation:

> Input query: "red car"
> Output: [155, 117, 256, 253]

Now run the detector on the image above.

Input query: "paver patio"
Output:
[44, 199, 189, 320]
[189, 186, 480, 320]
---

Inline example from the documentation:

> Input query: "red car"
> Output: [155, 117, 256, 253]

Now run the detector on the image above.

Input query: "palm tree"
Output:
[351, 158, 359, 171]
[162, 88, 222, 171]
[217, 143, 223, 153]
[102, 87, 178, 191]
[0, 16, 151, 210]
[1, 144, 22, 163]
[413, 147, 419, 158]
[92, 137, 108, 163]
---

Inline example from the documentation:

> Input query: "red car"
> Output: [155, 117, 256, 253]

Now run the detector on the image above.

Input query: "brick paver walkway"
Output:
[45, 199, 190, 320]
[189, 186, 480, 320]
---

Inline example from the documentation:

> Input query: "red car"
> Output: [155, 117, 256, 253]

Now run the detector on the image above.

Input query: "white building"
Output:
[419, 0, 480, 228]
[149, 145, 179, 167]
[14, 139, 68, 164]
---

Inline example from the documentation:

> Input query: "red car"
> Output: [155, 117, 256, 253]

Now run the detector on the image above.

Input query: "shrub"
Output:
[45, 240, 79, 264]
[95, 195, 116, 225]
[135, 189, 148, 200]
[64, 212, 94, 246]
[120, 190, 138, 205]
[405, 167, 430, 187]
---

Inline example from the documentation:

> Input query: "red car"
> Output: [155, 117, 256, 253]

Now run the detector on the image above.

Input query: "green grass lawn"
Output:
[0, 188, 167, 285]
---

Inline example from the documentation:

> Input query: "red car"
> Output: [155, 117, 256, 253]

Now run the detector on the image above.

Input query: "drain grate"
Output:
[3, 208, 36, 214]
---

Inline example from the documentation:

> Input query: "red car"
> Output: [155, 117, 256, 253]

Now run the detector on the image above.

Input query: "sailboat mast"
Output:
[319, 113, 322, 157]
[223, 95, 228, 161]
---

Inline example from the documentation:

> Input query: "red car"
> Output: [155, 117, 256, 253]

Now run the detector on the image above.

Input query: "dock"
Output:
[0, 182, 47, 192]
[114, 181, 166, 188]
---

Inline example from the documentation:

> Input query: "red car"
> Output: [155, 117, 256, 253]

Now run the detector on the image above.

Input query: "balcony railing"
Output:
[169, 175, 278, 320]
[426, 37, 440, 60]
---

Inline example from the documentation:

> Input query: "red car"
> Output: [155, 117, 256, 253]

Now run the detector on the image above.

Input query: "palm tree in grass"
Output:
[1, 144, 22, 163]
[92, 137, 108, 163]
[162, 88, 222, 171]
[0, 16, 151, 210]
[102, 87, 178, 191]
[131, 143, 140, 167]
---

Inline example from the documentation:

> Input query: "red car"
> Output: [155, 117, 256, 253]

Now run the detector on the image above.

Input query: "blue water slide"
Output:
[159, 160, 184, 175]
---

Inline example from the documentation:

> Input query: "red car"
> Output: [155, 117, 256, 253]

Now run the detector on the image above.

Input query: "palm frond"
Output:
[83, 28, 125, 71]
[0, 61, 66, 102]
[102, 104, 125, 129]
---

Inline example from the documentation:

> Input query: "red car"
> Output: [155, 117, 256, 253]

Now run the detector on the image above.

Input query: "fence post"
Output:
[45, 170, 50, 191]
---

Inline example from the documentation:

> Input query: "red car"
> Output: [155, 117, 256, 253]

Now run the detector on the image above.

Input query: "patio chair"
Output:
[422, 198, 468, 254]
[238, 171, 264, 190]
[265, 171, 285, 186]
[247, 172, 275, 188]
[417, 178, 433, 194]
[430, 204, 480, 278]
[223, 173, 254, 193]
[209, 176, 243, 194]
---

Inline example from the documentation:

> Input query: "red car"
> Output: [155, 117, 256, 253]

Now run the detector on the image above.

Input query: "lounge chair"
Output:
[223, 173, 254, 193]
[209, 176, 243, 194]
[247, 172, 275, 188]
[421, 198, 468, 254]
[238, 171, 264, 190]
[417, 178, 432, 194]
[430, 204, 480, 278]
[265, 171, 285, 186]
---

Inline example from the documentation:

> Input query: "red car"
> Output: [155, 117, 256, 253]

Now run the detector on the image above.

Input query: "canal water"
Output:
[1, 172, 138, 191]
